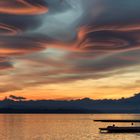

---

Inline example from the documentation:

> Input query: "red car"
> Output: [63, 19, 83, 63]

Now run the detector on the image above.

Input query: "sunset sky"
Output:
[0, 0, 140, 100]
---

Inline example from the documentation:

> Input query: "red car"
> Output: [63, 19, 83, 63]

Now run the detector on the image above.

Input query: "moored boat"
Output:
[100, 126, 140, 133]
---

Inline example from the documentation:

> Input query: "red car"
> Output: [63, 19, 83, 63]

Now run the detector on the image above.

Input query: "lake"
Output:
[1, 114, 140, 140]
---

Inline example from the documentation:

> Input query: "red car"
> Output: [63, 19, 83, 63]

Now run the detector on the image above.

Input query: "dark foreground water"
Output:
[1, 114, 140, 140]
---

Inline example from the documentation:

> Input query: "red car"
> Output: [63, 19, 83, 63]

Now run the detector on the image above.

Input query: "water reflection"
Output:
[0, 114, 140, 140]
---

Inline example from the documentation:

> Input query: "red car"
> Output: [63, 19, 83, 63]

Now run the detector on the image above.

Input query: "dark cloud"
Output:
[0, 36, 46, 56]
[0, 61, 13, 70]
[9, 95, 26, 101]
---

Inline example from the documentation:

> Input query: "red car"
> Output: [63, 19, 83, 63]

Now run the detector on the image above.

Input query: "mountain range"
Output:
[1, 93, 140, 113]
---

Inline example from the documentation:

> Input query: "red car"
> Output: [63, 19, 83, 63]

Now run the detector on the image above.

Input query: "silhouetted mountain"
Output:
[1, 93, 140, 113]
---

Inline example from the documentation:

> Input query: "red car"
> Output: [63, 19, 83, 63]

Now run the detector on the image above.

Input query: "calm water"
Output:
[1, 114, 140, 140]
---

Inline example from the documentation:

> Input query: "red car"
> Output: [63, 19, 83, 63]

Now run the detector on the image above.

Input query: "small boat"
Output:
[94, 119, 140, 123]
[100, 126, 140, 133]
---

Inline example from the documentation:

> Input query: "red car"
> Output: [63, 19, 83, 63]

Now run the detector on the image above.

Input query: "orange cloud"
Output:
[0, 23, 21, 36]
[0, 0, 48, 15]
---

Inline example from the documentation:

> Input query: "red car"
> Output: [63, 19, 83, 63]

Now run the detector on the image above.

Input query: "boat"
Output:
[99, 126, 140, 133]
[94, 119, 140, 123]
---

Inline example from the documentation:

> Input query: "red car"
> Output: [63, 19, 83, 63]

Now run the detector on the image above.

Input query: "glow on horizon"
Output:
[1, 68, 140, 100]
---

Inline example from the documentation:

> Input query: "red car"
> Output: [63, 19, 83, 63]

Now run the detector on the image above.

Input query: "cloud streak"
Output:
[0, 0, 48, 15]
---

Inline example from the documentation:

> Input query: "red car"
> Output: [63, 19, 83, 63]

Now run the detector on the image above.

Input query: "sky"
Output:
[0, 0, 140, 100]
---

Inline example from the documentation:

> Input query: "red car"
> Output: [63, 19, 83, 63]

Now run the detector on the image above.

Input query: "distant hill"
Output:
[1, 93, 140, 113]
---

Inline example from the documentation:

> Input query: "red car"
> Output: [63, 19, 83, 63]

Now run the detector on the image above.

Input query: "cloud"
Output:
[0, 57, 13, 70]
[1, 0, 140, 93]
[9, 95, 26, 101]
[0, 0, 48, 15]
[0, 36, 46, 56]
